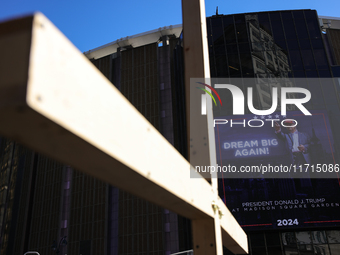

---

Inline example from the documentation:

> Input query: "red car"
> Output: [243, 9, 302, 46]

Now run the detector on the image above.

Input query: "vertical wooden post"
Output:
[182, 0, 223, 254]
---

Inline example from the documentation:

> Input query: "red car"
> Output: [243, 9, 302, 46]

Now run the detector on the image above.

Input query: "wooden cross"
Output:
[0, 3, 248, 254]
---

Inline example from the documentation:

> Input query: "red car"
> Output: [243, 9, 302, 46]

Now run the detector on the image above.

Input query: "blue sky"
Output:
[1, 0, 339, 53]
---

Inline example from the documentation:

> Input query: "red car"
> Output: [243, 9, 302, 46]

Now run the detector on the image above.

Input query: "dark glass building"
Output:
[206, 10, 340, 255]
[208, 10, 335, 79]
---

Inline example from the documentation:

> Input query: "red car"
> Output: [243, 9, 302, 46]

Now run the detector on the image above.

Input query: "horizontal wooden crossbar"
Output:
[0, 13, 248, 254]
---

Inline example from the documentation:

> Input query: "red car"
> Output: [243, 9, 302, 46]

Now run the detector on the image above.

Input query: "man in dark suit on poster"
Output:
[275, 120, 311, 165]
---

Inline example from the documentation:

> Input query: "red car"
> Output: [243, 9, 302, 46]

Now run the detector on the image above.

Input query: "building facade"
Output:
[86, 25, 191, 255]
[0, 25, 191, 255]
[206, 10, 340, 255]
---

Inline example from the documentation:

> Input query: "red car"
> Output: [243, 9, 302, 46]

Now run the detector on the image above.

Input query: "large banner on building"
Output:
[215, 110, 340, 230]
[215, 110, 337, 178]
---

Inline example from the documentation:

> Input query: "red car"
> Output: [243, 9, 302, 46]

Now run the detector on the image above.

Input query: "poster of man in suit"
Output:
[214, 110, 339, 230]
[274, 120, 311, 165]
